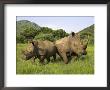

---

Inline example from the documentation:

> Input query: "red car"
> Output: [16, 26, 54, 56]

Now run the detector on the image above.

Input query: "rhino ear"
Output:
[31, 42, 34, 46]
[71, 32, 75, 37]
[31, 40, 38, 46]
[31, 41, 35, 46]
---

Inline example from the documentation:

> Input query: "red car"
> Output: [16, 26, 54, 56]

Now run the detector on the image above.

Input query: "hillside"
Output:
[16, 20, 68, 43]
[16, 20, 94, 44]
[16, 20, 41, 34]
[78, 24, 94, 44]
[79, 24, 94, 34]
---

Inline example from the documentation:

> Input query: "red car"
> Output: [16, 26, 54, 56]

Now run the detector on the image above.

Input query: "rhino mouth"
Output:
[72, 51, 87, 58]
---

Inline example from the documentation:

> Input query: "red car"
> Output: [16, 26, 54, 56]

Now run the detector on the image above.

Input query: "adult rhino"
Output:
[55, 32, 88, 64]
[22, 40, 57, 64]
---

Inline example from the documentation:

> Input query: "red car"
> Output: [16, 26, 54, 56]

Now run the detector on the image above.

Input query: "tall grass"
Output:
[16, 44, 94, 74]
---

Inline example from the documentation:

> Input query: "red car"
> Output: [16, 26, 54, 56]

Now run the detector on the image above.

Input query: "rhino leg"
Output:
[59, 52, 68, 64]
[56, 49, 63, 60]
[34, 56, 37, 62]
[31, 56, 36, 64]
[56, 46, 68, 64]
[47, 57, 50, 63]
[53, 54, 56, 61]
[39, 56, 45, 64]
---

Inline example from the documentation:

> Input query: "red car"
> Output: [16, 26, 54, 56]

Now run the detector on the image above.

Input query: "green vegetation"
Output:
[16, 20, 69, 43]
[16, 20, 94, 44]
[79, 24, 94, 44]
[16, 44, 94, 74]
[16, 20, 94, 74]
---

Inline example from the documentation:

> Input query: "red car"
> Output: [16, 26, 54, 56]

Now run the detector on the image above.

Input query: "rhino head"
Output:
[69, 32, 88, 56]
[22, 50, 34, 60]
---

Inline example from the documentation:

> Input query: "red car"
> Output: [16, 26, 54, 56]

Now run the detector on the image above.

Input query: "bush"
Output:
[20, 27, 38, 40]
[16, 34, 26, 43]
[53, 29, 69, 40]
[34, 33, 55, 41]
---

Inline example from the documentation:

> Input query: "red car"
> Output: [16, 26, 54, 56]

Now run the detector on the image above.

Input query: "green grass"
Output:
[16, 44, 94, 74]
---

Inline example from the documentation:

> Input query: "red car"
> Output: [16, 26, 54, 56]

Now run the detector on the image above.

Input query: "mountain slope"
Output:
[78, 24, 94, 44]
[16, 20, 41, 34]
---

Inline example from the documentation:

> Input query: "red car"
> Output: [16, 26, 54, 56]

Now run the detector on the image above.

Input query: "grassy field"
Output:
[16, 44, 94, 74]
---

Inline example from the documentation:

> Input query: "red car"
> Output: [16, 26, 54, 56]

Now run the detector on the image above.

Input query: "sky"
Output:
[16, 16, 94, 33]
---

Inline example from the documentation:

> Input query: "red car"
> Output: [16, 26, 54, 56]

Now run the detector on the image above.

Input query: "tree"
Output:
[53, 29, 69, 40]
[20, 27, 38, 40]
[16, 34, 25, 43]
[34, 33, 54, 41]
[40, 27, 53, 34]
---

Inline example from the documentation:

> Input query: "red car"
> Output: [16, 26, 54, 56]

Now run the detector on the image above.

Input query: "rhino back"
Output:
[37, 40, 57, 57]
[55, 37, 70, 52]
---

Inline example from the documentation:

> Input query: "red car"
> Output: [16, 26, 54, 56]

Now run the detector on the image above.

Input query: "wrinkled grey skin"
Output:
[55, 32, 88, 64]
[22, 40, 57, 64]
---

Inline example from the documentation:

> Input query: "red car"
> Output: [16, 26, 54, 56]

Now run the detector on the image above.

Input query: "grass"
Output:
[16, 44, 94, 74]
